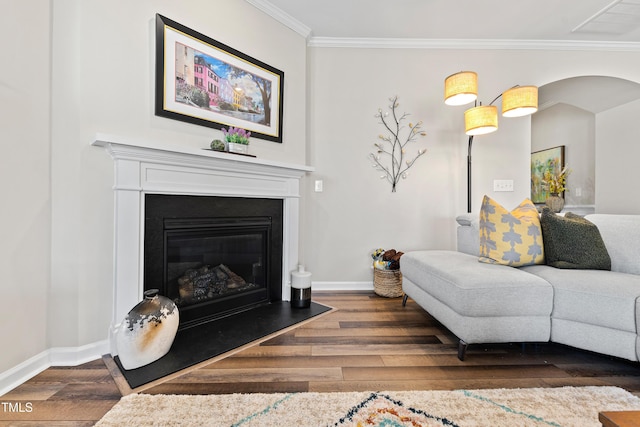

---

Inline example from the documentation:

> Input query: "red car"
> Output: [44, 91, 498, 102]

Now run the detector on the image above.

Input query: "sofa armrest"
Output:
[456, 214, 479, 256]
[456, 213, 475, 226]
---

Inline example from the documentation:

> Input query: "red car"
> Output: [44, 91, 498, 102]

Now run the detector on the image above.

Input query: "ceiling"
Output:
[255, 0, 640, 43]
[249, 0, 640, 112]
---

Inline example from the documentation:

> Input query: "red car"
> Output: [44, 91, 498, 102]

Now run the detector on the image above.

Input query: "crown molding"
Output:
[246, 0, 312, 40]
[246, 0, 640, 51]
[307, 37, 640, 51]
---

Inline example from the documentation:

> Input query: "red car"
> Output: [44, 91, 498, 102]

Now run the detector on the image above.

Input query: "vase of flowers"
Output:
[545, 193, 565, 213]
[543, 166, 570, 213]
[223, 126, 251, 154]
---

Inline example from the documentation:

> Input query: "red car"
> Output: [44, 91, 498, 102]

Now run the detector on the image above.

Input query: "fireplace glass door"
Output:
[144, 194, 283, 330]
[160, 217, 271, 328]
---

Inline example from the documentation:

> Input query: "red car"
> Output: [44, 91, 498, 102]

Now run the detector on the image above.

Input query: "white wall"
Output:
[4, 0, 640, 385]
[596, 98, 640, 213]
[0, 0, 51, 374]
[1, 0, 308, 382]
[532, 103, 595, 207]
[48, 0, 307, 350]
[303, 48, 640, 283]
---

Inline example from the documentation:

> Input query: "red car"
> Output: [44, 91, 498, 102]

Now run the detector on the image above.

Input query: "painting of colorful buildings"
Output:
[174, 42, 272, 126]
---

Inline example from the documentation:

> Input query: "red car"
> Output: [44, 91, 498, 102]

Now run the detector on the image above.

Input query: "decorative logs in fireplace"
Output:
[175, 264, 259, 306]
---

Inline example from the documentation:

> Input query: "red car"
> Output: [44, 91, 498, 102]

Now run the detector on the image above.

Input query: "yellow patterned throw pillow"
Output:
[478, 195, 545, 267]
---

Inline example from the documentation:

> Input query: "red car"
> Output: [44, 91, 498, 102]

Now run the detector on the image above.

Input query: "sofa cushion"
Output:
[401, 250, 553, 318]
[585, 214, 640, 275]
[521, 265, 640, 333]
[540, 207, 611, 270]
[478, 196, 545, 267]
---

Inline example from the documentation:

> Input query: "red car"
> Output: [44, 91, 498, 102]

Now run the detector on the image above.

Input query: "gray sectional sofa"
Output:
[401, 212, 640, 361]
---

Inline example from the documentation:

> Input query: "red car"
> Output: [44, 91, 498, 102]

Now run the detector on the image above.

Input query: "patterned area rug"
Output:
[95, 386, 640, 427]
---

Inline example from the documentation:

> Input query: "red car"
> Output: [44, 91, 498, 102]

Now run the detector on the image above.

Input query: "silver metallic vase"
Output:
[115, 289, 179, 370]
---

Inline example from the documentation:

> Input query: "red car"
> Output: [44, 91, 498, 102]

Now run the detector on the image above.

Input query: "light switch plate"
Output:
[493, 179, 514, 192]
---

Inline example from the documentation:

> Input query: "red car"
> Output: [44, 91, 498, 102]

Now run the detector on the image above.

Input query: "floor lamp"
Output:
[444, 71, 538, 213]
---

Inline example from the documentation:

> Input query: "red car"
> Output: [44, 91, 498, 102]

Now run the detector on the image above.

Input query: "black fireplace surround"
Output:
[144, 194, 283, 329]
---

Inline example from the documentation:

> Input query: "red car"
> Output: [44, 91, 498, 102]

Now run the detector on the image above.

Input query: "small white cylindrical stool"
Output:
[291, 264, 312, 308]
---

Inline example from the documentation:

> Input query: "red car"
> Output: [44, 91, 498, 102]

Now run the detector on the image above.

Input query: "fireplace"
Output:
[92, 134, 313, 354]
[144, 194, 283, 329]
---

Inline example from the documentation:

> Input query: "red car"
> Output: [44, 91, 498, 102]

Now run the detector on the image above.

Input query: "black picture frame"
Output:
[155, 14, 284, 143]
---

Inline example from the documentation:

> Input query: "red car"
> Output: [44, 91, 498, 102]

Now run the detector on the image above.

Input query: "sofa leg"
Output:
[402, 294, 409, 306]
[457, 340, 468, 361]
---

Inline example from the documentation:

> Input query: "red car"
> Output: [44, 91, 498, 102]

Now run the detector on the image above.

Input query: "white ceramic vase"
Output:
[115, 289, 179, 370]
[227, 142, 249, 154]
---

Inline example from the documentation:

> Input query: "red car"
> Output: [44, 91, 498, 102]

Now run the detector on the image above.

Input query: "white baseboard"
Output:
[0, 340, 109, 397]
[311, 281, 374, 291]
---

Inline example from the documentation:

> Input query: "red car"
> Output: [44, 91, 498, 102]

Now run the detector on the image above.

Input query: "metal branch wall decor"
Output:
[369, 96, 427, 192]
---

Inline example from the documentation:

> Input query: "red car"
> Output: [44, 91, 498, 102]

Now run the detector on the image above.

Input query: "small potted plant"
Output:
[222, 126, 251, 154]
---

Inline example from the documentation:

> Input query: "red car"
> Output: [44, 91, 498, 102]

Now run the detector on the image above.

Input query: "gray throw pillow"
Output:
[540, 207, 611, 270]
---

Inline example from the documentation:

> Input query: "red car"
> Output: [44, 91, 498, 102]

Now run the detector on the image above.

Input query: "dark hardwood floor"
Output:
[2, 291, 640, 426]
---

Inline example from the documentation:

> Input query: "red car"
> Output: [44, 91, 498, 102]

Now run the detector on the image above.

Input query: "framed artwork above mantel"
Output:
[531, 145, 565, 204]
[155, 14, 284, 143]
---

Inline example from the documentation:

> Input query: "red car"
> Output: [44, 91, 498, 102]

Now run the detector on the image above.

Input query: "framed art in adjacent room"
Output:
[155, 14, 284, 143]
[531, 145, 565, 203]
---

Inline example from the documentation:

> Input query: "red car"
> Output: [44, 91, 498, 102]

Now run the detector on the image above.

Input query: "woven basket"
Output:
[373, 269, 403, 298]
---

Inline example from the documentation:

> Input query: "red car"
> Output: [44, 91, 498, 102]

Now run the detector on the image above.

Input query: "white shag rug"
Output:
[95, 386, 640, 427]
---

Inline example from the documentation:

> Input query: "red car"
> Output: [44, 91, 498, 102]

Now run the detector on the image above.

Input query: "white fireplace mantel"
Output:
[92, 133, 313, 350]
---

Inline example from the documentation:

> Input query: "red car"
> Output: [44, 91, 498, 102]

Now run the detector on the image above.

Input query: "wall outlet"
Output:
[493, 179, 514, 192]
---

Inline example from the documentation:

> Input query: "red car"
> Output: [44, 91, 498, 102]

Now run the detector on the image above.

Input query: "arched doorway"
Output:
[532, 76, 640, 214]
